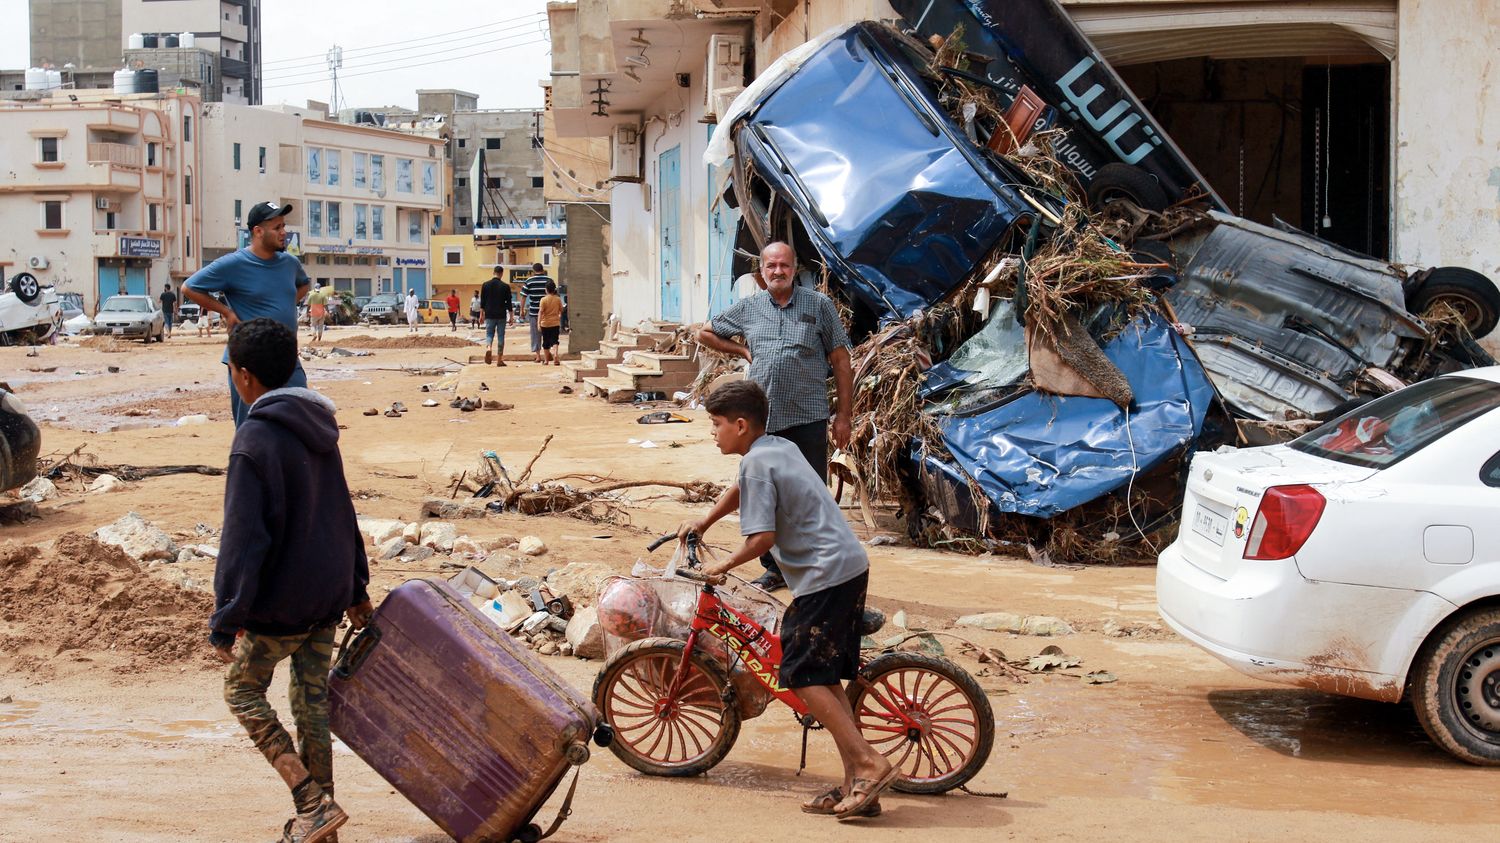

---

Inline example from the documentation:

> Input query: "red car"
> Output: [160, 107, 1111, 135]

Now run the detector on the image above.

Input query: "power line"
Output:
[261, 15, 545, 75]
[262, 27, 544, 84]
[260, 12, 544, 68]
[262, 38, 550, 90]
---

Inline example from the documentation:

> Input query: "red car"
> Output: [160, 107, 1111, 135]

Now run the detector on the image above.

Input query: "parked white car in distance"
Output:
[1158, 367, 1500, 764]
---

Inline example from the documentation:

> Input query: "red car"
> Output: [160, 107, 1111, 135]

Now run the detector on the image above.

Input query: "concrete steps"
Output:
[561, 324, 687, 383]
[580, 350, 699, 403]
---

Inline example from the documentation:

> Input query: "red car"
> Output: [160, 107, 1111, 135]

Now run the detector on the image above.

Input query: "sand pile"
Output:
[79, 336, 130, 352]
[0, 533, 215, 671]
[330, 334, 474, 349]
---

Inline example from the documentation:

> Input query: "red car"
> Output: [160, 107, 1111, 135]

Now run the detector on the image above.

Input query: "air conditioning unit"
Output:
[28, 255, 50, 270]
[610, 124, 642, 183]
[702, 34, 746, 123]
[96, 197, 121, 211]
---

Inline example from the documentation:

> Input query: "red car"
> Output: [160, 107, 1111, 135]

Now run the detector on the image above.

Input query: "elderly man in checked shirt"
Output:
[695, 241, 854, 592]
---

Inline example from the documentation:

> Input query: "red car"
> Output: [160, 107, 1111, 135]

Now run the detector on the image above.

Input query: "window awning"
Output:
[1064, 2, 1397, 65]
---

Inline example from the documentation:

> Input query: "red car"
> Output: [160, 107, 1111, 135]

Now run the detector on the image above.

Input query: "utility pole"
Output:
[327, 45, 344, 114]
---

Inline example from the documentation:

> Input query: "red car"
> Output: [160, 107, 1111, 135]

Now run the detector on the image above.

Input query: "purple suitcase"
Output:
[329, 578, 604, 843]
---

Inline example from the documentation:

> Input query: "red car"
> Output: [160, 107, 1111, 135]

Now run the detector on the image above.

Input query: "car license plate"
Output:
[112, 328, 124, 335]
[1191, 504, 1229, 546]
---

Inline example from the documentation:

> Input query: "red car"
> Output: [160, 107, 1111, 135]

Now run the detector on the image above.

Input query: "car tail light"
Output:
[1243, 484, 1326, 560]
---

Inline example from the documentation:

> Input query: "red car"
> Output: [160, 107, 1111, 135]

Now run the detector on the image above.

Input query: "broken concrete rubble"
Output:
[18, 477, 56, 503]
[87, 473, 124, 494]
[565, 607, 605, 659]
[956, 611, 1074, 637]
[94, 512, 178, 562]
[357, 517, 406, 546]
[518, 536, 547, 556]
[416, 522, 458, 551]
[451, 536, 485, 558]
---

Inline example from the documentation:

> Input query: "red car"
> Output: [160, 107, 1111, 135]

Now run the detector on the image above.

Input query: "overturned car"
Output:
[710, 13, 1496, 557]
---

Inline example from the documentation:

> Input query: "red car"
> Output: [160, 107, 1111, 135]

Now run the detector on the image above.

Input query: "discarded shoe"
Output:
[638, 411, 691, 425]
[449, 398, 463, 408]
[421, 399, 439, 407]
[362, 408, 379, 416]
[480, 382, 490, 391]
[559, 386, 574, 394]
[482, 401, 513, 411]
[383, 409, 401, 418]
[459, 398, 478, 412]
[391, 402, 408, 413]
[420, 384, 430, 392]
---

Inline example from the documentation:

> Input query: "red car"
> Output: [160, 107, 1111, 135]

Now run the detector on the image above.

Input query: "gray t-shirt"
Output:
[738, 435, 867, 598]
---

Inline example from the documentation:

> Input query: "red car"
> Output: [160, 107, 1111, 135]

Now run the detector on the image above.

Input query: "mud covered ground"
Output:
[1, 325, 1495, 841]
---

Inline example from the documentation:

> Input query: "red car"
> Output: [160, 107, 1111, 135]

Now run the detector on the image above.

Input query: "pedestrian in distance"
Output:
[522, 264, 551, 363]
[159, 283, 177, 339]
[679, 380, 895, 820]
[480, 266, 512, 367]
[695, 241, 855, 592]
[445, 289, 460, 332]
[404, 289, 419, 333]
[306, 283, 329, 343]
[538, 280, 563, 366]
[210, 318, 372, 843]
[469, 290, 481, 329]
[183, 200, 311, 427]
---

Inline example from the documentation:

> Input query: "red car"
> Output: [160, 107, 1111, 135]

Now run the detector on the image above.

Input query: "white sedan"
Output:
[1157, 367, 1500, 764]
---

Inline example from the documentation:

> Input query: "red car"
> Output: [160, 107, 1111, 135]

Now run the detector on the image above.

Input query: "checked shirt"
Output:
[709, 286, 851, 433]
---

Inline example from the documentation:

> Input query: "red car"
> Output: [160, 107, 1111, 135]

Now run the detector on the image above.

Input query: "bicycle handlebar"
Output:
[646, 532, 679, 553]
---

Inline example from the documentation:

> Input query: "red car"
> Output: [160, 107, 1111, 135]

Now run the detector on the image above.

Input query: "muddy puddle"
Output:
[0, 698, 239, 744]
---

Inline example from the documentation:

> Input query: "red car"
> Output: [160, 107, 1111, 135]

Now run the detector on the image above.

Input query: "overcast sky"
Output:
[0, 0, 553, 111]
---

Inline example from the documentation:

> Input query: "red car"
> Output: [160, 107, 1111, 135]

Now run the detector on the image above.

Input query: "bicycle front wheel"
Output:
[848, 652, 995, 794]
[592, 637, 741, 777]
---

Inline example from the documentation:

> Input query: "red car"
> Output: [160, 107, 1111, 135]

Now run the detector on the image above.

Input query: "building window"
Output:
[327, 202, 341, 238]
[532, 136, 543, 149]
[187, 233, 193, 257]
[327, 150, 340, 186]
[233, 199, 242, 224]
[396, 158, 413, 193]
[485, 137, 501, 150]
[183, 115, 192, 142]
[531, 176, 544, 188]
[42, 201, 64, 230]
[486, 176, 502, 189]
[543, 251, 551, 265]
[147, 142, 157, 167]
[455, 176, 467, 188]
[233, 142, 241, 170]
[149, 203, 161, 231]
[457, 138, 466, 148]
[354, 204, 367, 240]
[39, 137, 60, 162]
[457, 216, 469, 228]
[444, 247, 462, 266]
[371, 205, 383, 241]
[258, 146, 266, 172]
[422, 161, 436, 195]
[371, 155, 384, 191]
[353, 152, 367, 189]
[307, 147, 321, 183]
[308, 200, 323, 237]
[407, 211, 422, 243]
[184, 174, 193, 204]
[103, 211, 118, 230]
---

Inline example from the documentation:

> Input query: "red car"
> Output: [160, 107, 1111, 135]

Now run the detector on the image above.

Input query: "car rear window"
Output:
[1290, 377, 1500, 469]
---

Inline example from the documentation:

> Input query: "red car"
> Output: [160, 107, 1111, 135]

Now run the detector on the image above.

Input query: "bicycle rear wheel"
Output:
[592, 637, 741, 777]
[848, 652, 995, 793]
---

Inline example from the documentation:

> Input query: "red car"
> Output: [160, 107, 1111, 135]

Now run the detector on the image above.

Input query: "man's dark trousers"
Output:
[759, 418, 829, 574]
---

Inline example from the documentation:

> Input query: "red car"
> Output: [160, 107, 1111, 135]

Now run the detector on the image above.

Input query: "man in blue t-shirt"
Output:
[184, 201, 311, 426]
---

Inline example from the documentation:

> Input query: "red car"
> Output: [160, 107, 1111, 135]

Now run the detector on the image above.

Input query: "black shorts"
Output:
[778, 571, 868, 689]
[542, 325, 561, 349]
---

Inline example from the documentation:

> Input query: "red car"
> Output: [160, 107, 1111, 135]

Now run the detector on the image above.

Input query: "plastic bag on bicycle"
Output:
[598, 546, 785, 719]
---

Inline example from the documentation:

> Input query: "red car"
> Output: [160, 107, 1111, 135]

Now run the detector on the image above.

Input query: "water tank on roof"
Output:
[128, 32, 145, 50]
[163, 35, 179, 48]
[136, 69, 159, 94]
[24, 67, 47, 90]
[46, 70, 62, 90]
[114, 68, 136, 94]
[180, 32, 195, 48]
[142, 33, 158, 48]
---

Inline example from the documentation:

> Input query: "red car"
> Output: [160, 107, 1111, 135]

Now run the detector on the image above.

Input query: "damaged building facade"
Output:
[545, 0, 1500, 335]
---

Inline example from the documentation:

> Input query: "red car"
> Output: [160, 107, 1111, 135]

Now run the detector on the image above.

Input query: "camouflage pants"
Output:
[223, 625, 337, 791]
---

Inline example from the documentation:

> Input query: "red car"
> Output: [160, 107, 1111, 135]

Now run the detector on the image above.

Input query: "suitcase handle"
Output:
[332, 623, 382, 679]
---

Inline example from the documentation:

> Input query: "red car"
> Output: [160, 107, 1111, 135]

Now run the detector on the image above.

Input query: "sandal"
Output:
[834, 765, 900, 820]
[802, 787, 880, 817]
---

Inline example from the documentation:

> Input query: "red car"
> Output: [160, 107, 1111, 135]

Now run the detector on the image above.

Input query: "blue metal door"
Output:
[707, 126, 740, 316]
[408, 269, 428, 299]
[125, 265, 148, 295]
[658, 145, 682, 321]
[97, 262, 122, 306]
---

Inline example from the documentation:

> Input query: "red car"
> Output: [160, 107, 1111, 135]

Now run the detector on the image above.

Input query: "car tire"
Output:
[9, 272, 43, 306]
[1410, 607, 1500, 765]
[1087, 163, 1169, 213]
[1409, 267, 1500, 338]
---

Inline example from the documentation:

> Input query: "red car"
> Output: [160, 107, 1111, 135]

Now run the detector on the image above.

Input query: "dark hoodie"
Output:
[210, 387, 369, 646]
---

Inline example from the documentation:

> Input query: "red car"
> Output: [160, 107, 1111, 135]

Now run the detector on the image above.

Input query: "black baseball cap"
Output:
[246, 201, 293, 229]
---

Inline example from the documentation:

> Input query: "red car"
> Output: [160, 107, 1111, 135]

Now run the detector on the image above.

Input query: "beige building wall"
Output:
[0, 92, 203, 311]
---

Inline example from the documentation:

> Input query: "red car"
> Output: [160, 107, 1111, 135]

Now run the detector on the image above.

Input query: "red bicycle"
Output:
[592, 533, 995, 793]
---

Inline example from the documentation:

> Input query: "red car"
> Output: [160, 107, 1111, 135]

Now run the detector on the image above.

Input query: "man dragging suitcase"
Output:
[209, 318, 373, 842]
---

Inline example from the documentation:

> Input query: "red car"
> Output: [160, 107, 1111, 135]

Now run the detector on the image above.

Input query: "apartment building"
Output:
[0, 90, 203, 311]
[199, 102, 445, 299]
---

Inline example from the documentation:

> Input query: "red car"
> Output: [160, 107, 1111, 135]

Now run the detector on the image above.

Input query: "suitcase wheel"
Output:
[508, 823, 542, 843]
[592, 723, 614, 748]
[565, 742, 591, 766]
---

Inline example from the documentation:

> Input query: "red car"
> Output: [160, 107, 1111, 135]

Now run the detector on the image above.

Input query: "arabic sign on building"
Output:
[395, 257, 427, 267]
[119, 236, 163, 258]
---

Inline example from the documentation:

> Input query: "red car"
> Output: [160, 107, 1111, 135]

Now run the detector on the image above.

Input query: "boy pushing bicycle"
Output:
[680, 380, 897, 819]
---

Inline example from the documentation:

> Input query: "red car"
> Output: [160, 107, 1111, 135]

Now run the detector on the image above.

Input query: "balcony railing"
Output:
[88, 143, 143, 168]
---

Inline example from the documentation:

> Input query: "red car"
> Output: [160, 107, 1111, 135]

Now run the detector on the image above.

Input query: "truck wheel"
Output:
[9, 273, 42, 306]
[1411, 607, 1500, 765]
[1087, 163, 1169, 212]
[1410, 267, 1500, 338]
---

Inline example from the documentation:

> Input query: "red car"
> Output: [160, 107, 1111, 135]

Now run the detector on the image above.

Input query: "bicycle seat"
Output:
[858, 607, 886, 636]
